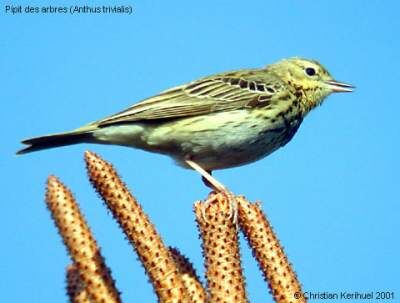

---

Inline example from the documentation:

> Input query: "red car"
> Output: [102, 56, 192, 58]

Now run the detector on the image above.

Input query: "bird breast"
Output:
[142, 108, 302, 170]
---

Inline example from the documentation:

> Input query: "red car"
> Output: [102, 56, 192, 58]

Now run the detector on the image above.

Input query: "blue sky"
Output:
[1, 1, 399, 302]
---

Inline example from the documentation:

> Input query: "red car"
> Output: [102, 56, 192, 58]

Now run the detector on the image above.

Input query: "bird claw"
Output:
[184, 159, 238, 225]
[201, 193, 218, 223]
[201, 191, 238, 226]
[227, 192, 238, 226]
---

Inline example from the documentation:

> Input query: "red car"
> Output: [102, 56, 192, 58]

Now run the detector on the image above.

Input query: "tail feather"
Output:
[17, 131, 94, 155]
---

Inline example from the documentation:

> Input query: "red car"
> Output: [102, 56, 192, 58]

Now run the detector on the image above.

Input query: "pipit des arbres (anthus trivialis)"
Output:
[18, 57, 354, 219]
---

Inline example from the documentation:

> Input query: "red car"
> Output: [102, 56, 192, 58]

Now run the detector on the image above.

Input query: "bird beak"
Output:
[325, 80, 355, 92]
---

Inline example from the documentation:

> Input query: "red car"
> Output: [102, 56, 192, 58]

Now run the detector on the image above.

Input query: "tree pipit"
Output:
[18, 57, 354, 221]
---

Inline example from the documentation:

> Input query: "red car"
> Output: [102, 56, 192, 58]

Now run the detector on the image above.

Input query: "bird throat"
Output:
[301, 88, 326, 114]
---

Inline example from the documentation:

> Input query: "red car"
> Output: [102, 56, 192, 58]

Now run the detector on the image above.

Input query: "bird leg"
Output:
[201, 173, 214, 189]
[185, 159, 237, 224]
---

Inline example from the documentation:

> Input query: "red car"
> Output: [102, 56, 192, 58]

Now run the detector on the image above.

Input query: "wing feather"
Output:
[95, 68, 288, 127]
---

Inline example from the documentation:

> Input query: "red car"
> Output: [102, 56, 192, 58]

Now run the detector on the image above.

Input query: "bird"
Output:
[18, 57, 354, 220]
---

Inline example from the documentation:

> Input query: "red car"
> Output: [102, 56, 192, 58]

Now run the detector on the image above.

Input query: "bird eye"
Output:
[305, 67, 316, 76]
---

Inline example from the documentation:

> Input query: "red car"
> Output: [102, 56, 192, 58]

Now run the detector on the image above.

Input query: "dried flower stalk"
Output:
[46, 176, 121, 303]
[43, 151, 306, 303]
[169, 247, 207, 303]
[84, 151, 189, 303]
[237, 197, 306, 303]
[66, 264, 91, 303]
[195, 193, 248, 303]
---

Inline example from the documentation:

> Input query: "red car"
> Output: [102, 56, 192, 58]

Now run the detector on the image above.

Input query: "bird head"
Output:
[269, 57, 354, 110]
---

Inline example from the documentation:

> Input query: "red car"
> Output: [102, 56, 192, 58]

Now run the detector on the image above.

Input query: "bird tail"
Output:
[17, 129, 95, 155]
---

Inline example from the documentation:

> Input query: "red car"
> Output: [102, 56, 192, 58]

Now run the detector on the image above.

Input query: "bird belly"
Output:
[92, 110, 300, 171]
[143, 110, 299, 170]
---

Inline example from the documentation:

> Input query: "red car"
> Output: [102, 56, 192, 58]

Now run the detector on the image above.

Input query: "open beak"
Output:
[325, 80, 355, 92]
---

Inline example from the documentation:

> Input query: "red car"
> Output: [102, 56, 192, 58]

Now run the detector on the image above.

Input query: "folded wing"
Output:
[95, 69, 288, 127]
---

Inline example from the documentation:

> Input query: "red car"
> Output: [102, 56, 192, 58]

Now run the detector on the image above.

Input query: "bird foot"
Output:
[185, 159, 238, 225]
[201, 191, 238, 225]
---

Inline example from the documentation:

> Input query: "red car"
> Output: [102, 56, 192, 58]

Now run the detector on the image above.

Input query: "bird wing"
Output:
[95, 69, 289, 127]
